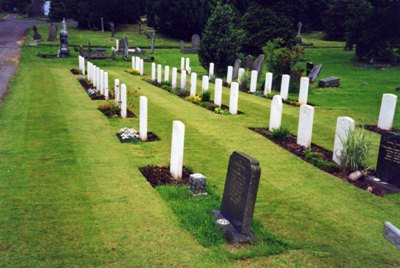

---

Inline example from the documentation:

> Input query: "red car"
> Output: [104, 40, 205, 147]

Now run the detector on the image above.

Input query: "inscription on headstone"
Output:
[376, 132, 400, 187]
[212, 151, 261, 243]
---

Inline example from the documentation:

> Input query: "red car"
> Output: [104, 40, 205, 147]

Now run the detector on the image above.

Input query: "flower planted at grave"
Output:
[126, 69, 140, 76]
[118, 127, 140, 143]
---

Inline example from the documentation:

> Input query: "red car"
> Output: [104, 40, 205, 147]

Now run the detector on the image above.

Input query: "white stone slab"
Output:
[172, 67, 177, 89]
[164, 66, 170, 82]
[114, 79, 120, 104]
[226, 66, 233, 84]
[202, 75, 209, 92]
[250, 70, 258, 93]
[104, 72, 109, 100]
[299, 77, 310, 104]
[214, 78, 223, 107]
[170, 121, 185, 180]
[280, 74, 290, 101]
[181, 70, 187, 90]
[378, 94, 397, 130]
[238, 68, 245, 84]
[297, 104, 314, 148]
[151, 63, 156, 81]
[190, 73, 197, 96]
[120, 84, 127, 119]
[209, 62, 214, 78]
[264, 72, 273, 95]
[333, 116, 355, 165]
[269, 95, 283, 131]
[229, 82, 239, 115]
[157, 64, 162, 83]
[140, 96, 148, 142]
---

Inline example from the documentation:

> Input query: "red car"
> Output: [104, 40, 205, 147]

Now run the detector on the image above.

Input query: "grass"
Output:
[0, 26, 400, 267]
[302, 32, 346, 48]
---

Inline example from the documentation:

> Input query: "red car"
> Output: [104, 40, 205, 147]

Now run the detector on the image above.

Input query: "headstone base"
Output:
[365, 176, 400, 194]
[212, 210, 254, 243]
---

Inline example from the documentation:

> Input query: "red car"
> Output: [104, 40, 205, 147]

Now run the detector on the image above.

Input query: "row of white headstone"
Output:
[268, 92, 398, 166]
[86, 61, 110, 100]
[131, 56, 145, 75]
[78, 55, 86, 75]
[180, 57, 191, 74]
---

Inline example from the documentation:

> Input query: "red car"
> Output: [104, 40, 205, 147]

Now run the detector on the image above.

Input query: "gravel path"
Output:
[0, 14, 44, 102]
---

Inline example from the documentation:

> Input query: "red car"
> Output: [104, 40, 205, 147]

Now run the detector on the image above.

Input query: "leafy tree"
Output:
[0, 0, 30, 13]
[198, 2, 245, 76]
[241, 3, 295, 55]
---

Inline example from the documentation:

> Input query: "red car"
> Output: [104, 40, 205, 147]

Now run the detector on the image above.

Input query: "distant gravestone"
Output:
[332, 117, 355, 165]
[32, 26, 42, 41]
[58, 19, 70, 58]
[319, 77, 340, 88]
[189, 173, 208, 196]
[110, 22, 115, 39]
[376, 132, 400, 188]
[232, 59, 241, 79]
[123, 37, 129, 60]
[212, 151, 261, 243]
[308, 64, 323, 83]
[378, 94, 397, 130]
[101, 17, 104, 32]
[244, 55, 255, 70]
[47, 23, 57, 41]
[191, 34, 200, 50]
[384, 222, 400, 249]
[151, 32, 155, 53]
[253, 54, 265, 80]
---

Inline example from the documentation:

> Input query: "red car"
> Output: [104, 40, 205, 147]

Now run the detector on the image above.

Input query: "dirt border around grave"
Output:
[139, 165, 191, 188]
[116, 132, 160, 143]
[249, 127, 386, 196]
[363, 125, 400, 135]
[143, 79, 244, 115]
[98, 107, 136, 118]
[77, 78, 115, 101]
[70, 69, 81, 75]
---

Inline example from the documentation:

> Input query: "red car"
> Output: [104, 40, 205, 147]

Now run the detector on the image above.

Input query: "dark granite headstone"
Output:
[212, 151, 261, 243]
[308, 64, 323, 83]
[376, 132, 400, 187]
[233, 59, 241, 79]
[47, 23, 57, 41]
[32, 26, 42, 41]
[101, 17, 104, 32]
[319, 77, 340, 88]
[123, 37, 129, 60]
[191, 34, 200, 50]
[253, 54, 265, 80]
[110, 22, 115, 39]
[58, 19, 70, 58]
[244, 55, 255, 70]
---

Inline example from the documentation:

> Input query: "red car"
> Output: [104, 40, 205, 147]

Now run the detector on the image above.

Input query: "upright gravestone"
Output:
[191, 34, 200, 51]
[190, 73, 197, 96]
[233, 59, 241, 79]
[264, 72, 273, 95]
[47, 23, 57, 41]
[378, 94, 397, 131]
[280, 74, 290, 101]
[227, 66, 233, 84]
[250, 70, 258, 93]
[172, 67, 178, 89]
[99, 70, 104, 95]
[180, 57, 185, 70]
[140, 96, 148, 142]
[202, 75, 209, 92]
[209, 63, 214, 78]
[253, 54, 265, 80]
[212, 151, 261, 243]
[181, 70, 187, 90]
[58, 19, 70, 58]
[157, 64, 162, 84]
[114, 79, 120, 104]
[269, 95, 283, 131]
[104, 72, 109, 100]
[151, 32, 155, 54]
[376, 132, 400, 187]
[180, 40, 184, 52]
[32, 26, 42, 41]
[297, 104, 314, 148]
[298, 77, 310, 104]
[101, 17, 104, 32]
[214, 78, 223, 107]
[229, 82, 239, 115]
[332, 117, 355, 165]
[238, 68, 245, 84]
[120, 84, 127, 119]
[164, 66, 170, 82]
[308, 64, 323, 83]
[151, 63, 156, 81]
[244, 55, 255, 70]
[140, 59, 144, 76]
[185, 58, 190, 71]
[170, 121, 185, 180]
[110, 22, 115, 39]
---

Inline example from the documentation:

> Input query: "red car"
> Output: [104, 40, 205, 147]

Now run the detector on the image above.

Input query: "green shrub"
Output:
[304, 150, 323, 161]
[271, 127, 289, 140]
[214, 107, 230, 115]
[199, 102, 217, 110]
[240, 69, 251, 90]
[314, 159, 341, 173]
[161, 85, 173, 92]
[201, 91, 211, 102]
[340, 128, 371, 172]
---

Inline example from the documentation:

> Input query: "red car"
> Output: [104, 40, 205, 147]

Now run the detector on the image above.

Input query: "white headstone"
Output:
[181, 70, 187, 90]
[297, 104, 314, 148]
[226, 66, 233, 84]
[181, 57, 185, 70]
[157, 64, 162, 84]
[92, 66, 96, 86]
[333, 117, 355, 165]
[151, 63, 156, 81]
[209, 63, 214, 78]
[116, 39, 119, 50]
[238, 68, 245, 84]
[114, 79, 120, 104]
[172, 67, 177, 89]
[264, 72, 273, 95]
[298, 77, 310, 104]
[280, 74, 290, 101]
[81, 57, 85, 75]
[229, 82, 239, 115]
[164, 66, 170, 82]
[269, 95, 283, 131]
[250, 70, 258, 93]
[120, 84, 127, 119]
[170, 120, 185, 180]
[214, 78, 223, 107]
[132, 57, 135, 69]
[136, 57, 141, 70]
[99, 70, 104, 94]
[104, 72, 109, 100]
[202, 75, 209, 92]
[96, 67, 100, 88]
[186, 67, 191, 75]
[140, 96, 148, 142]
[378, 94, 397, 130]
[190, 73, 197, 96]
[87, 61, 90, 80]
[140, 59, 144, 76]
[185, 58, 190, 70]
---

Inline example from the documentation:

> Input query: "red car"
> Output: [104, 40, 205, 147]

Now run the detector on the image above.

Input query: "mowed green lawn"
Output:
[1, 28, 400, 267]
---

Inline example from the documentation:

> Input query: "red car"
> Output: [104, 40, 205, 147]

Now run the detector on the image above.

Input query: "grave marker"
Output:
[297, 104, 314, 148]
[250, 70, 258, 93]
[264, 72, 273, 95]
[202, 76, 209, 92]
[376, 132, 400, 187]
[233, 59, 241, 79]
[333, 117, 355, 165]
[121, 84, 127, 119]
[157, 64, 162, 84]
[280, 74, 290, 101]
[229, 82, 239, 115]
[214, 78, 223, 107]
[269, 95, 283, 131]
[190, 73, 197, 96]
[227, 66, 233, 84]
[140, 96, 148, 142]
[209, 63, 214, 78]
[172, 68, 177, 89]
[378, 94, 397, 130]
[164, 66, 170, 82]
[104, 72, 109, 100]
[114, 79, 120, 104]
[384, 222, 400, 249]
[170, 121, 185, 180]
[238, 68, 245, 84]
[299, 77, 310, 104]
[181, 70, 187, 90]
[151, 63, 156, 81]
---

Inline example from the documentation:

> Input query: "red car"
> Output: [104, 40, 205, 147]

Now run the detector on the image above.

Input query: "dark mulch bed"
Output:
[98, 107, 136, 118]
[139, 165, 191, 188]
[363, 125, 400, 135]
[144, 79, 244, 114]
[78, 79, 114, 101]
[250, 127, 385, 196]
[70, 69, 81, 75]
[116, 132, 160, 143]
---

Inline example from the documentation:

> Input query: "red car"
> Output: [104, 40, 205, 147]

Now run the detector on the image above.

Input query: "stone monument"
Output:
[58, 19, 71, 58]
[110, 22, 115, 39]
[296, 21, 303, 45]
[212, 151, 261, 243]
[32, 26, 42, 41]
[47, 23, 57, 42]
[376, 132, 400, 187]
